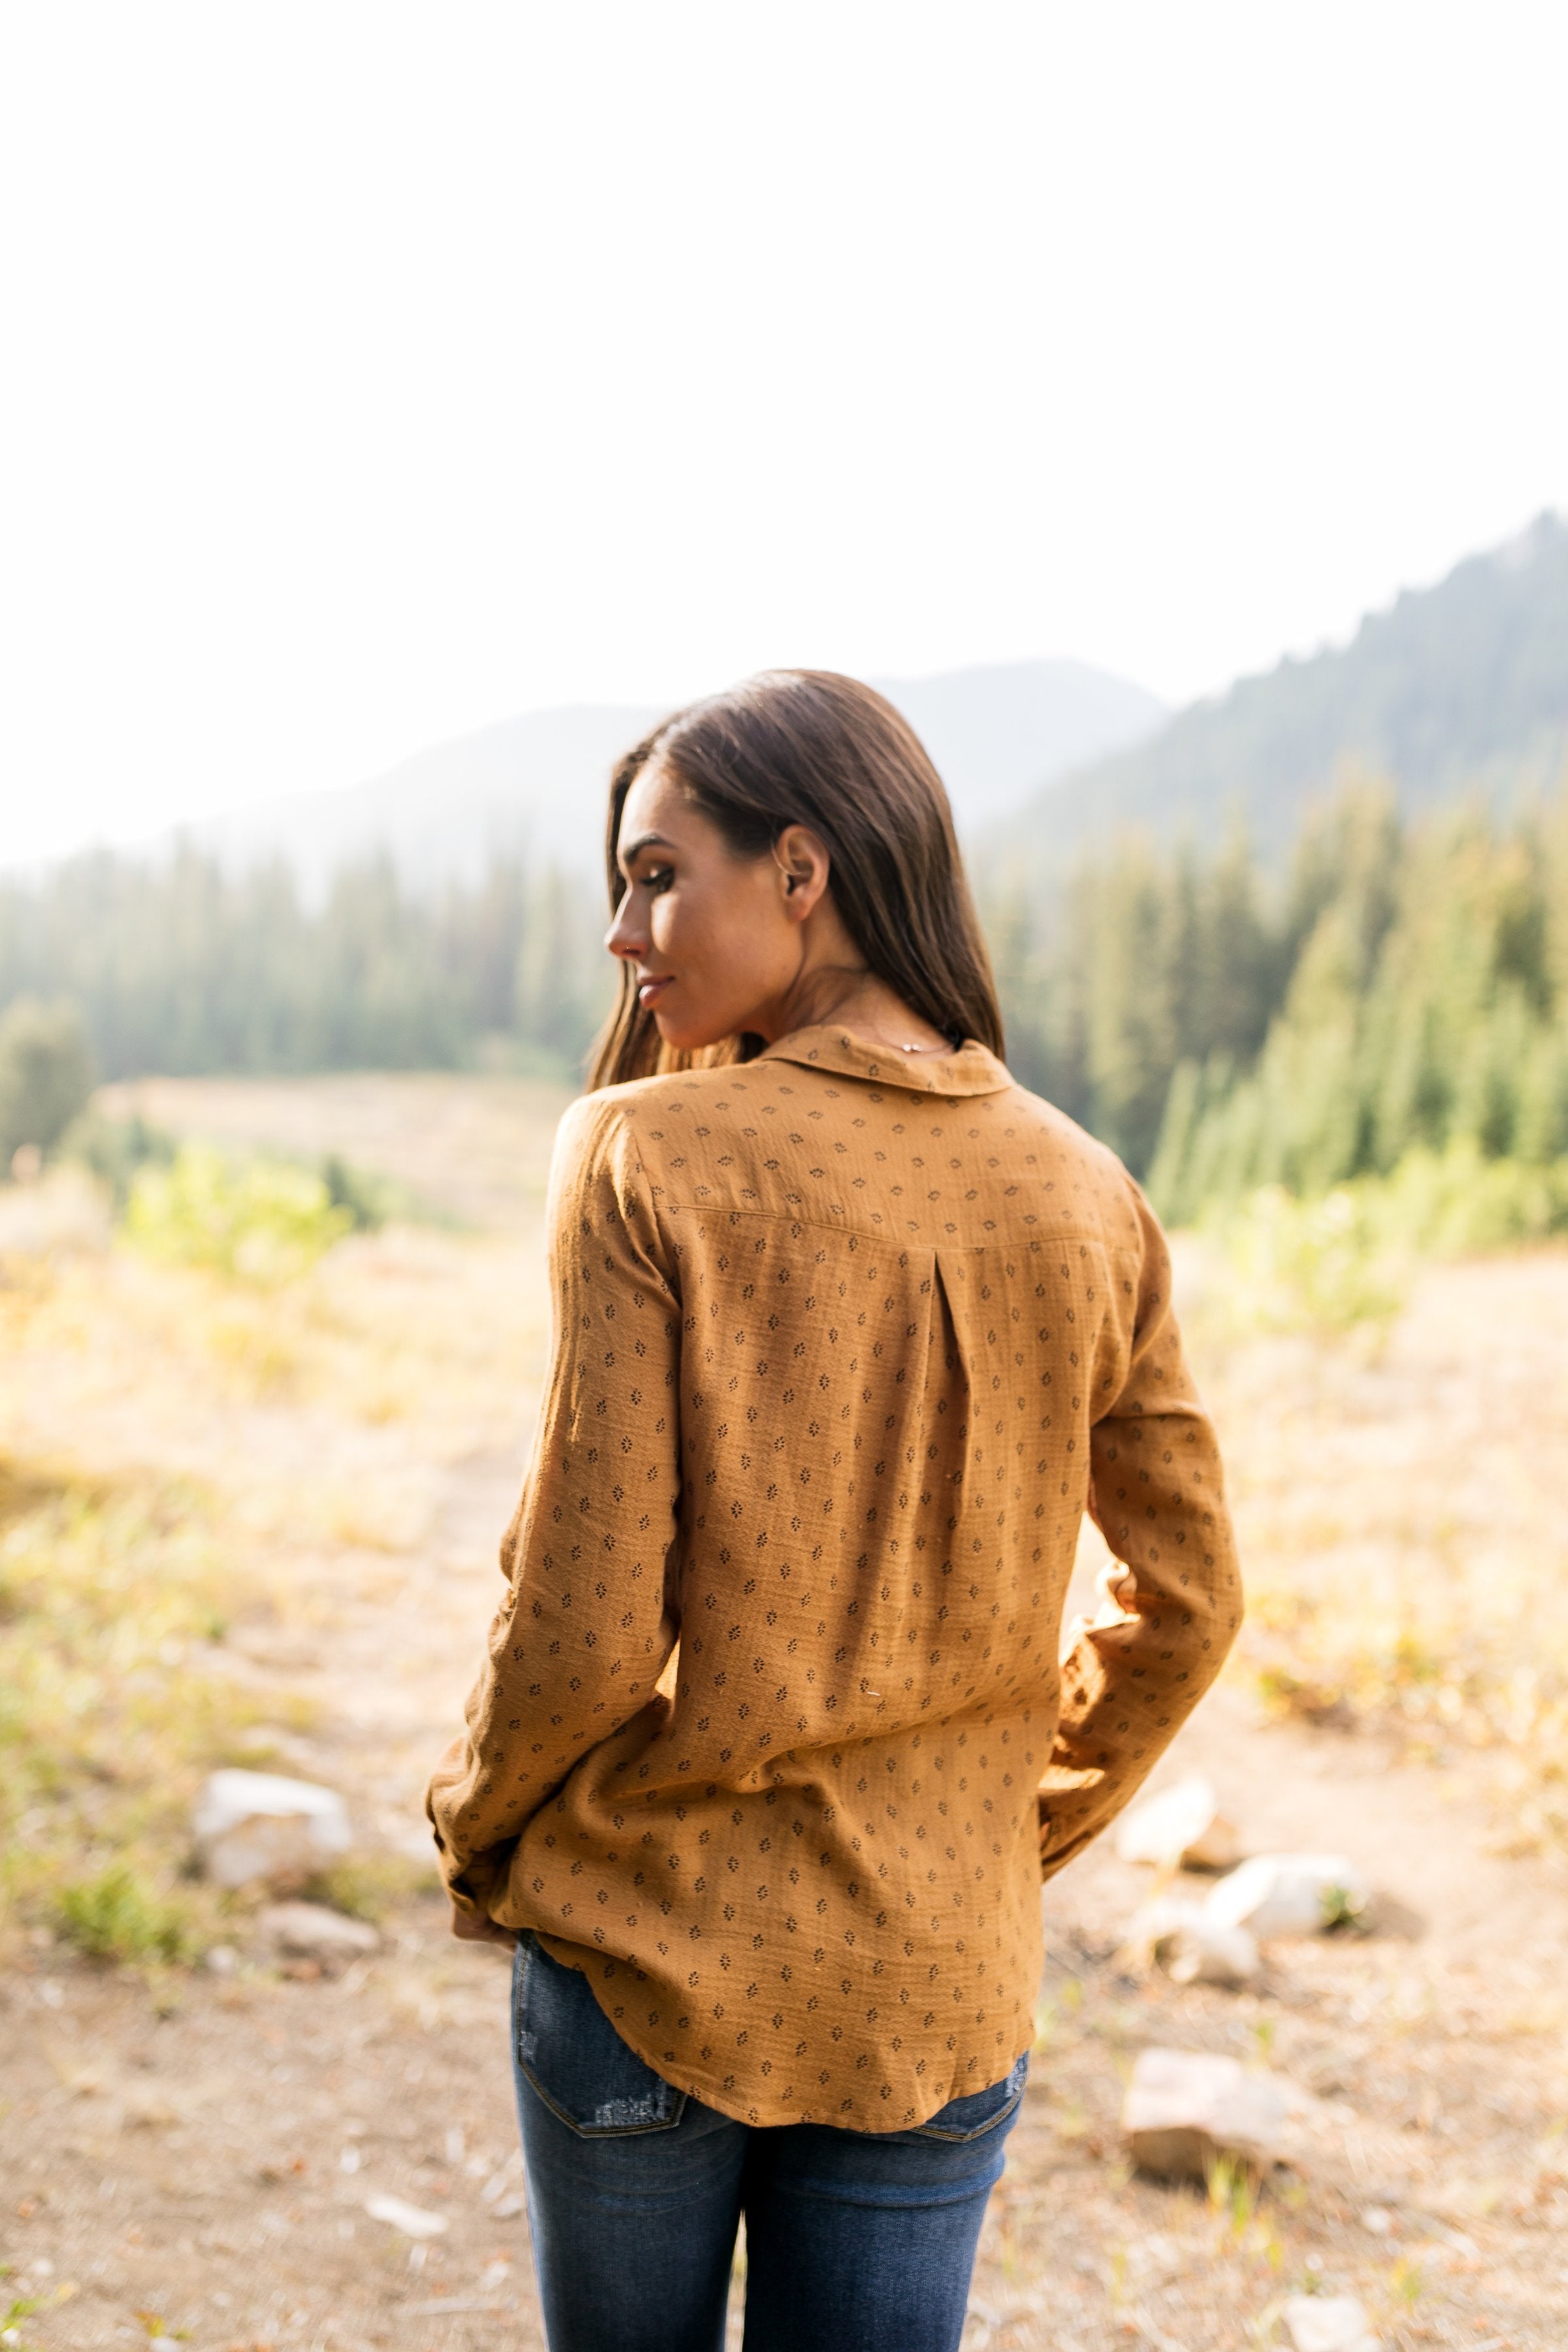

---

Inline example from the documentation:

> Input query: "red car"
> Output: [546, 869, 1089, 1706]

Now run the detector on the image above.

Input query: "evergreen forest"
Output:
[0, 851, 609, 1083]
[995, 778, 1568, 1224]
[5, 773, 1568, 1236]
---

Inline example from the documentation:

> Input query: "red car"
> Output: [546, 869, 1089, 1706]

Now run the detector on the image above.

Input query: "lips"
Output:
[637, 973, 673, 1009]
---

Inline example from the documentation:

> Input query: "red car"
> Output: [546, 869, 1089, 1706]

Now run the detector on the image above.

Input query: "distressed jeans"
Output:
[510, 1933, 1026, 2352]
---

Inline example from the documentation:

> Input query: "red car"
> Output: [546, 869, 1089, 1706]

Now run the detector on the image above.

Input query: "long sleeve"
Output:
[427, 1094, 683, 1918]
[1037, 1184, 1243, 1878]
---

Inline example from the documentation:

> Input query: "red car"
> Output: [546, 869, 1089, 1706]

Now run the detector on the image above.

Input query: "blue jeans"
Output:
[510, 1934, 1026, 2352]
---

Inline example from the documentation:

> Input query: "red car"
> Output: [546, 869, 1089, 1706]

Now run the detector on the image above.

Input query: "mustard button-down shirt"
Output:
[429, 1026, 1241, 2129]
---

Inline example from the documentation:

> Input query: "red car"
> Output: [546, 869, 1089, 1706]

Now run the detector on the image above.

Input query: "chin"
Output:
[653, 1005, 740, 1055]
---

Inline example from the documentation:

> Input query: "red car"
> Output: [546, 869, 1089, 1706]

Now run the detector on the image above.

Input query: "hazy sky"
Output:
[3, 2, 1565, 864]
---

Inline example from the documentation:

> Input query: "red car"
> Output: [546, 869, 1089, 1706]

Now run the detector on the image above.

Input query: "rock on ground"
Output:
[1122, 2047, 1288, 2181]
[1124, 1896, 1261, 1989]
[1114, 1772, 1243, 1871]
[1281, 2293, 1380, 2351]
[192, 1768, 352, 1889]
[257, 1900, 380, 1966]
[1205, 1852, 1370, 1938]
[363, 2193, 449, 2241]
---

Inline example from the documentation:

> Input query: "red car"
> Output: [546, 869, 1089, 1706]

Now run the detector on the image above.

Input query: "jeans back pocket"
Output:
[914, 2053, 1029, 2142]
[512, 1935, 687, 2138]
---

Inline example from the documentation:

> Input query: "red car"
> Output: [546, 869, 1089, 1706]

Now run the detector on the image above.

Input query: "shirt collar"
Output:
[757, 1025, 1013, 1096]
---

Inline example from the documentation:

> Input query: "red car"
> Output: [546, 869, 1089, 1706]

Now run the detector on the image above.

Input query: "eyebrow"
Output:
[618, 830, 676, 873]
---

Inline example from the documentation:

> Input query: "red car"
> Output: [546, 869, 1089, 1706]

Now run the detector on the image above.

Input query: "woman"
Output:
[429, 671, 1242, 2352]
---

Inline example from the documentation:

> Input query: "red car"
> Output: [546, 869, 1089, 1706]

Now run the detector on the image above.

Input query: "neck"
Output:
[756, 964, 951, 1055]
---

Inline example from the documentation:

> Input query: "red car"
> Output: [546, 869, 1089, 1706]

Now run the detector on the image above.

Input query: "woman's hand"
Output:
[449, 1900, 518, 1949]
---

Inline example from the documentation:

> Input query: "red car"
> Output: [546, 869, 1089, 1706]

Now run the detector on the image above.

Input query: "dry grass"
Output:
[0, 1077, 569, 1967]
[0, 1452, 293, 1961]
[1179, 1239, 1568, 1852]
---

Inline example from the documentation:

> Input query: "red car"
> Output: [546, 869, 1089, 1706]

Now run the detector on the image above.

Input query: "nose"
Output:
[605, 892, 645, 962]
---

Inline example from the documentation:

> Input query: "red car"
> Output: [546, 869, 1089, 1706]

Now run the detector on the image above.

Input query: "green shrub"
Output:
[56, 1863, 192, 1963]
[125, 1143, 353, 1283]
[1210, 1142, 1568, 1331]
[0, 997, 95, 1169]
[1365, 1138, 1568, 1255]
[61, 1109, 176, 1206]
[321, 1152, 390, 1231]
[1216, 1183, 1410, 1331]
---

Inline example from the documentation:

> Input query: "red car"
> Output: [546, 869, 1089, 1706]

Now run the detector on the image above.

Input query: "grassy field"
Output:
[3, 1075, 1568, 2351]
[1181, 1235, 1568, 1852]
[0, 1078, 570, 1974]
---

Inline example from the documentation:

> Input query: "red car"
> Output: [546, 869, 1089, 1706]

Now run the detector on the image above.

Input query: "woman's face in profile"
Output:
[606, 760, 823, 1051]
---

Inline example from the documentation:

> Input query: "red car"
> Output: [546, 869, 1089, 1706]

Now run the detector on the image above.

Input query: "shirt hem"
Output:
[534, 1928, 1034, 2136]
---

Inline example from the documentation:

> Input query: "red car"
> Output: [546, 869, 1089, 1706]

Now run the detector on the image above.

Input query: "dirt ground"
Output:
[5, 1076, 1568, 2352]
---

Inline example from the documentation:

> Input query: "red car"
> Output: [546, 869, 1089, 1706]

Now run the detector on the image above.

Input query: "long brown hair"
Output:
[588, 670, 1004, 1089]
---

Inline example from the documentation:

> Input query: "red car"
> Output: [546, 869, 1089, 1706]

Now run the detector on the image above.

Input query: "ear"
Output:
[774, 823, 831, 922]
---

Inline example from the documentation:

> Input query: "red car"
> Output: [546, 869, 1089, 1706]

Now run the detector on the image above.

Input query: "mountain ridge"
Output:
[145, 659, 1167, 894]
[996, 512, 1568, 875]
